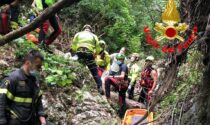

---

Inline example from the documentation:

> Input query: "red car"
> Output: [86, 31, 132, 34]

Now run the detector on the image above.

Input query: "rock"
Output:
[42, 86, 117, 125]
[70, 91, 117, 125]
[0, 60, 9, 67]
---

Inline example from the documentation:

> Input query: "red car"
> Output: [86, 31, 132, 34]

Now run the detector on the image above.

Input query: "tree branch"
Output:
[0, 0, 80, 46]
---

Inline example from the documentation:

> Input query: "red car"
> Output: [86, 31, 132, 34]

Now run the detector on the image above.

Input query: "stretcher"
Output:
[122, 109, 154, 125]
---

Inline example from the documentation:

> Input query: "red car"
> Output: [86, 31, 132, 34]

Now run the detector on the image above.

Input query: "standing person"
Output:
[9, 0, 19, 29]
[32, 0, 62, 52]
[95, 40, 111, 77]
[127, 53, 141, 99]
[0, 50, 53, 125]
[95, 40, 111, 92]
[138, 56, 158, 105]
[105, 54, 129, 119]
[109, 47, 127, 75]
[71, 24, 103, 94]
[0, 0, 20, 32]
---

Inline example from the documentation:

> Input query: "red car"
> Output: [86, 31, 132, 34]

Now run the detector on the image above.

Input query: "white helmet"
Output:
[146, 56, 154, 62]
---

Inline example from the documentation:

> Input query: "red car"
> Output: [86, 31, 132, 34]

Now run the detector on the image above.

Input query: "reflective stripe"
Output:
[8, 109, 18, 118]
[0, 88, 32, 103]
[0, 88, 7, 93]
[7, 91, 32, 103]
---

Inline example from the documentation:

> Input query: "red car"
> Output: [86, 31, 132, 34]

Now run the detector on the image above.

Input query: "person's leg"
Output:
[97, 67, 104, 78]
[105, 78, 112, 98]
[38, 21, 49, 43]
[86, 53, 102, 91]
[129, 81, 136, 99]
[10, 2, 19, 23]
[128, 85, 135, 99]
[118, 90, 127, 119]
[45, 15, 62, 45]
[105, 78, 119, 102]
[138, 87, 146, 103]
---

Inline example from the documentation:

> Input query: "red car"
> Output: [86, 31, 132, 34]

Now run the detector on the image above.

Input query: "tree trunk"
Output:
[180, 0, 210, 124]
[110, 92, 146, 109]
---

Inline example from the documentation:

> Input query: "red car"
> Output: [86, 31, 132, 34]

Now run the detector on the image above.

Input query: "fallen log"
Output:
[110, 91, 146, 109]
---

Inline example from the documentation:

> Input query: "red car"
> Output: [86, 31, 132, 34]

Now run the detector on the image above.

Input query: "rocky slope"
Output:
[0, 43, 118, 125]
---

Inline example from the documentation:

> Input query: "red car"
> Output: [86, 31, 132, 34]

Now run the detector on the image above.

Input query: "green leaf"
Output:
[46, 76, 55, 83]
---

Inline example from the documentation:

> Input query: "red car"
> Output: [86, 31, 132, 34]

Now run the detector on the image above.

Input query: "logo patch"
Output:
[18, 81, 26, 86]
[143, 0, 198, 54]
[4, 80, 10, 86]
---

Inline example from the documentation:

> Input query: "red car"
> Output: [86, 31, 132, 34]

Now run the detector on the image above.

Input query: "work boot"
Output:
[98, 86, 104, 95]
[39, 41, 53, 54]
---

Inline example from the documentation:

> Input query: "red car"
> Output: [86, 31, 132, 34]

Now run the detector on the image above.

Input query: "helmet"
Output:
[99, 40, 106, 47]
[131, 53, 140, 61]
[132, 53, 140, 58]
[146, 56, 154, 62]
[116, 54, 126, 60]
[83, 24, 92, 31]
[99, 40, 106, 50]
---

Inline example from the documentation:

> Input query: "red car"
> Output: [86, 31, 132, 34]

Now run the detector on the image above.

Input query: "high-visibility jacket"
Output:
[34, 0, 57, 11]
[71, 31, 101, 55]
[0, 69, 45, 124]
[95, 51, 111, 71]
[129, 63, 141, 86]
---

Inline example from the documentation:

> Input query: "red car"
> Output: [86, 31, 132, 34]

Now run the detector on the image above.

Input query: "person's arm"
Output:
[94, 35, 101, 55]
[37, 91, 47, 125]
[71, 33, 79, 53]
[111, 71, 125, 80]
[107, 65, 126, 80]
[0, 77, 16, 125]
[105, 53, 111, 71]
[10, 0, 18, 6]
[149, 70, 158, 94]
[31, 0, 36, 7]
[110, 53, 116, 61]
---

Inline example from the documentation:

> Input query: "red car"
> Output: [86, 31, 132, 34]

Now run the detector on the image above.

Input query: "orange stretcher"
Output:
[122, 109, 154, 125]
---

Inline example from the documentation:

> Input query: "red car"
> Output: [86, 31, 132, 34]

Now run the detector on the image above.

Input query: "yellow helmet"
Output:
[99, 40, 106, 49]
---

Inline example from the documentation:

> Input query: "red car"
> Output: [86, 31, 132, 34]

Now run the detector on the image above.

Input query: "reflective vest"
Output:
[35, 0, 43, 11]
[35, 0, 56, 11]
[95, 51, 111, 71]
[139, 66, 154, 88]
[129, 63, 140, 86]
[71, 31, 101, 54]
